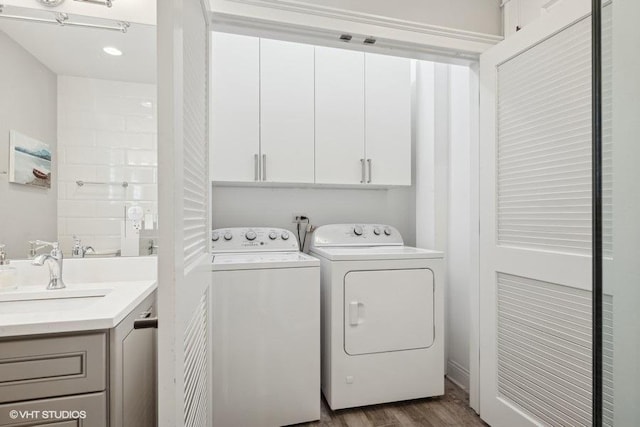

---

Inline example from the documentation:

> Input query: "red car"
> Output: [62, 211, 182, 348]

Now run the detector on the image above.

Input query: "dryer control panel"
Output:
[311, 224, 404, 247]
[211, 227, 299, 253]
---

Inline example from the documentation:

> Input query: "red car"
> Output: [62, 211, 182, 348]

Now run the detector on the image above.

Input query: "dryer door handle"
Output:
[349, 301, 360, 326]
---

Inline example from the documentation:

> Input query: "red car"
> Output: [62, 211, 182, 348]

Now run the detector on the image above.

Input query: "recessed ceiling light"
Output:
[103, 46, 123, 56]
[140, 101, 153, 108]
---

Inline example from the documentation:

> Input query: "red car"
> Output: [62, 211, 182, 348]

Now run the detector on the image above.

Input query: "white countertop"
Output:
[0, 257, 158, 338]
[0, 280, 157, 338]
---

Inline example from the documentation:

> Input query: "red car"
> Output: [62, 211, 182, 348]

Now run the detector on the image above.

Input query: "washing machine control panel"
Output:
[211, 227, 300, 252]
[311, 224, 404, 247]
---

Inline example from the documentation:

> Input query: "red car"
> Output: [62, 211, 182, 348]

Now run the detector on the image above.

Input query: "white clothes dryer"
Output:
[211, 227, 320, 427]
[310, 224, 444, 410]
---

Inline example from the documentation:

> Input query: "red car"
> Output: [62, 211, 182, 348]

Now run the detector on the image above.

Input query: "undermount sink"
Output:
[0, 288, 113, 315]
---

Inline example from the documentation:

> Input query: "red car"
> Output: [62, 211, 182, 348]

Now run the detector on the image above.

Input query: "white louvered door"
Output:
[157, 0, 212, 426]
[479, 1, 607, 426]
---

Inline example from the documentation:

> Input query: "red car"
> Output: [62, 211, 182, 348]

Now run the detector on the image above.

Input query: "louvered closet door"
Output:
[157, 0, 212, 426]
[478, 0, 609, 426]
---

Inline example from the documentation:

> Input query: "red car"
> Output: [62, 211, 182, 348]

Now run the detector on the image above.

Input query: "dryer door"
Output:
[344, 268, 434, 355]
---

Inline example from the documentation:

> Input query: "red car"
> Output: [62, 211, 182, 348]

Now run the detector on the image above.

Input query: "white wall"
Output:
[295, 0, 502, 36]
[212, 186, 416, 248]
[0, 30, 57, 259]
[415, 60, 474, 391]
[57, 76, 157, 255]
[446, 65, 472, 390]
[612, 0, 640, 424]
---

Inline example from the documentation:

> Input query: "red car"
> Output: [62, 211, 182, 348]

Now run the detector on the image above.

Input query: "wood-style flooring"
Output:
[294, 379, 487, 427]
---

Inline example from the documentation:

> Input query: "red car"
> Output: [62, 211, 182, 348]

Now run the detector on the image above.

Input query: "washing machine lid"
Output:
[310, 245, 443, 261]
[211, 251, 319, 271]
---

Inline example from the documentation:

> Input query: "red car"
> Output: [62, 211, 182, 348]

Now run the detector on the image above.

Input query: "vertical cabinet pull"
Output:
[360, 159, 365, 183]
[367, 159, 372, 183]
[254, 154, 259, 181]
[262, 154, 267, 181]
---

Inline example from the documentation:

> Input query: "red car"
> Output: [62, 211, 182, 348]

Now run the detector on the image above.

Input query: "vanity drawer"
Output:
[0, 333, 106, 403]
[0, 391, 106, 426]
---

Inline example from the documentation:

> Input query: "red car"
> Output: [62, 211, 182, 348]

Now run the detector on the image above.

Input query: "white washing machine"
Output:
[211, 227, 320, 427]
[309, 224, 444, 410]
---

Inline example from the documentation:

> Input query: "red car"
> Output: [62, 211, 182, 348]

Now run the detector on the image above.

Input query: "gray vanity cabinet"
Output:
[0, 291, 157, 427]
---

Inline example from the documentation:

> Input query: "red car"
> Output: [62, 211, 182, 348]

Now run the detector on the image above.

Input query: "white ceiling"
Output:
[0, 6, 156, 84]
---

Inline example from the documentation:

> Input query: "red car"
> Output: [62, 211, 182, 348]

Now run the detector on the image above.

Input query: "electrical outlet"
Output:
[292, 213, 307, 223]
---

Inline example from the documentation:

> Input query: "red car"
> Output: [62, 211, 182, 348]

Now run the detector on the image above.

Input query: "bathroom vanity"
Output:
[0, 257, 157, 427]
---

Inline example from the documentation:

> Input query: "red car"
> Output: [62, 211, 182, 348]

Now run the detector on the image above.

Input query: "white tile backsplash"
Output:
[126, 150, 157, 166]
[57, 76, 157, 255]
[125, 115, 156, 133]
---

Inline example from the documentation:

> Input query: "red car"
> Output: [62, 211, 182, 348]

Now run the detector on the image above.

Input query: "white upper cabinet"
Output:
[209, 33, 412, 186]
[210, 32, 260, 182]
[315, 47, 366, 185]
[365, 53, 412, 186]
[260, 39, 315, 183]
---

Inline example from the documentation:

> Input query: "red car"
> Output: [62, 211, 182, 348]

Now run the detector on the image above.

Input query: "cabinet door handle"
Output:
[360, 159, 365, 183]
[254, 154, 259, 181]
[262, 154, 267, 181]
[134, 317, 158, 329]
[367, 159, 372, 183]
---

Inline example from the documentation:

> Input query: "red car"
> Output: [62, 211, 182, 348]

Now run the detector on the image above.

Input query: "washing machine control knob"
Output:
[281, 231, 290, 240]
[373, 227, 381, 236]
[268, 231, 278, 240]
[211, 232, 220, 242]
[353, 226, 363, 236]
[245, 230, 257, 241]
[384, 228, 392, 236]
[224, 232, 233, 241]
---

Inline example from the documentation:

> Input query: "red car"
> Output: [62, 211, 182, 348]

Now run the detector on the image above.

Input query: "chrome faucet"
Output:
[31, 241, 66, 290]
[71, 235, 95, 258]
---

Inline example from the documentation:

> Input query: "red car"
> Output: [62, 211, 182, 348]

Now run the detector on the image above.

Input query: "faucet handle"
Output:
[28, 240, 59, 257]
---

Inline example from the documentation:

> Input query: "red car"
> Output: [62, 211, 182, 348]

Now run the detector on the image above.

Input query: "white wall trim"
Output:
[468, 63, 481, 414]
[447, 359, 471, 391]
[211, 0, 502, 59]
[225, 0, 503, 45]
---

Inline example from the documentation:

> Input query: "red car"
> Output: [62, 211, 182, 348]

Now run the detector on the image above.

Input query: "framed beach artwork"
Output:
[9, 130, 52, 189]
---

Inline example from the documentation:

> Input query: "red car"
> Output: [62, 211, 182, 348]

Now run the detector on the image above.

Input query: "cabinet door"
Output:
[315, 47, 365, 184]
[0, 392, 107, 427]
[210, 32, 260, 182]
[365, 53, 412, 185]
[110, 292, 156, 427]
[260, 39, 315, 183]
[121, 321, 155, 427]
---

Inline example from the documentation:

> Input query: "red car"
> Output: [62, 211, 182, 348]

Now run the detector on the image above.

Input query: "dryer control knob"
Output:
[384, 228, 392, 236]
[373, 227, 381, 236]
[281, 231, 290, 240]
[211, 232, 220, 242]
[268, 231, 278, 240]
[245, 231, 257, 241]
[224, 232, 233, 241]
[353, 226, 363, 236]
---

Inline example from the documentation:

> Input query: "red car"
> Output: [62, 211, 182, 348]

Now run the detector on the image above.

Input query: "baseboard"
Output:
[446, 359, 470, 392]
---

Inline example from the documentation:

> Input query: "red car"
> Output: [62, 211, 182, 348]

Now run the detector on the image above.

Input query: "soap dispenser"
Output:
[0, 244, 17, 291]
